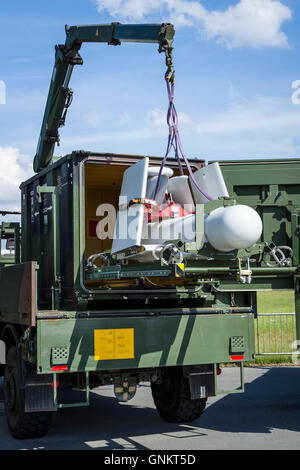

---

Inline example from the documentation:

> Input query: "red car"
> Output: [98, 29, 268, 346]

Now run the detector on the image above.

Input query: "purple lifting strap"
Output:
[154, 79, 213, 202]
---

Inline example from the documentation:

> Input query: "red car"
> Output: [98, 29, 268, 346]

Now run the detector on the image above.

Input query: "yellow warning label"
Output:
[176, 263, 185, 277]
[94, 328, 134, 360]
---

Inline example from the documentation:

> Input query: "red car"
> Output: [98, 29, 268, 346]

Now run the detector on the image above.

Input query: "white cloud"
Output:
[83, 111, 102, 127]
[117, 111, 131, 126]
[93, 0, 292, 49]
[201, 0, 292, 49]
[0, 147, 32, 210]
[145, 95, 300, 158]
[95, 0, 163, 20]
[190, 92, 300, 159]
[145, 108, 167, 128]
[145, 107, 194, 129]
[59, 91, 300, 160]
[196, 94, 300, 136]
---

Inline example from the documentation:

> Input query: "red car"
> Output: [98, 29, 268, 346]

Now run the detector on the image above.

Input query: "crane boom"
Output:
[33, 23, 175, 173]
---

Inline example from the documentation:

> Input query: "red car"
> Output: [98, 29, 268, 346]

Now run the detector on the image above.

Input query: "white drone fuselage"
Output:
[111, 157, 262, 262]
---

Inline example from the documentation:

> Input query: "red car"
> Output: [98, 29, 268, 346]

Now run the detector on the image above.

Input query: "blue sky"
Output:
[1, 0, 300, 210]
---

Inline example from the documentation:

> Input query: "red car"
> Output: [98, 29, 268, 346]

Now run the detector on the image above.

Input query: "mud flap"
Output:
[0, 340, 5, 364]
[0, 340, 5, 376]
[25, 371, 57, 412]
[183, 365, 215, 400]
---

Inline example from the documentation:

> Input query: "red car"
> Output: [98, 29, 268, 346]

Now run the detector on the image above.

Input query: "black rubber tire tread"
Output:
[4, 345, 52, 439]
[151, 366, 207, 423]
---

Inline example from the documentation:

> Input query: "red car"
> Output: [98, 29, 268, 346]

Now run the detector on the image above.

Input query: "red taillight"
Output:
[51, 365, 68, 371]
[51, 381, 59, 388]
[217, 367, 222, 375]
[230, 355, 244, 361]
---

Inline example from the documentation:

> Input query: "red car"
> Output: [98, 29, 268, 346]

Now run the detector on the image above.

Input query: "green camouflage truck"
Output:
[0, 23, 299, 439]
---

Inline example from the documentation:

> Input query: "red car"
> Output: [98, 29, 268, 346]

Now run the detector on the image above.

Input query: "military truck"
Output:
[0, 23, 299, 439]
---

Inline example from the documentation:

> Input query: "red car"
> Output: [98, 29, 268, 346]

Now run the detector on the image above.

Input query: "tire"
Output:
[4, 345, 52, 439]
[151, 366, 207, 423]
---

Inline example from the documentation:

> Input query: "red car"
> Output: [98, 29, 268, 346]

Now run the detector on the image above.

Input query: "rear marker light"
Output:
[230, 355, 244, 361]
[51, 365, 68, 371]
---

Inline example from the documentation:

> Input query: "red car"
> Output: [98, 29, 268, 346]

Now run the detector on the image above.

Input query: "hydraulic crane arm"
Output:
[33, 23, 175, 173]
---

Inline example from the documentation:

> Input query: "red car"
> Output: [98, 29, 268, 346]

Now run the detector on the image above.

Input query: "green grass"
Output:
[256, 290, 295, 314]
[252, 290, 296, 365]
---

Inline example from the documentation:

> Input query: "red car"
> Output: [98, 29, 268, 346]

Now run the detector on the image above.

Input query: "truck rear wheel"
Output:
[151, 366, 207, 423]
[4, 345, 52, 439]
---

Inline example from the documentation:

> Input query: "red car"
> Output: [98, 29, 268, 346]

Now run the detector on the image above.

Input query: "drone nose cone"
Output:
[205, 204, 262, 252]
